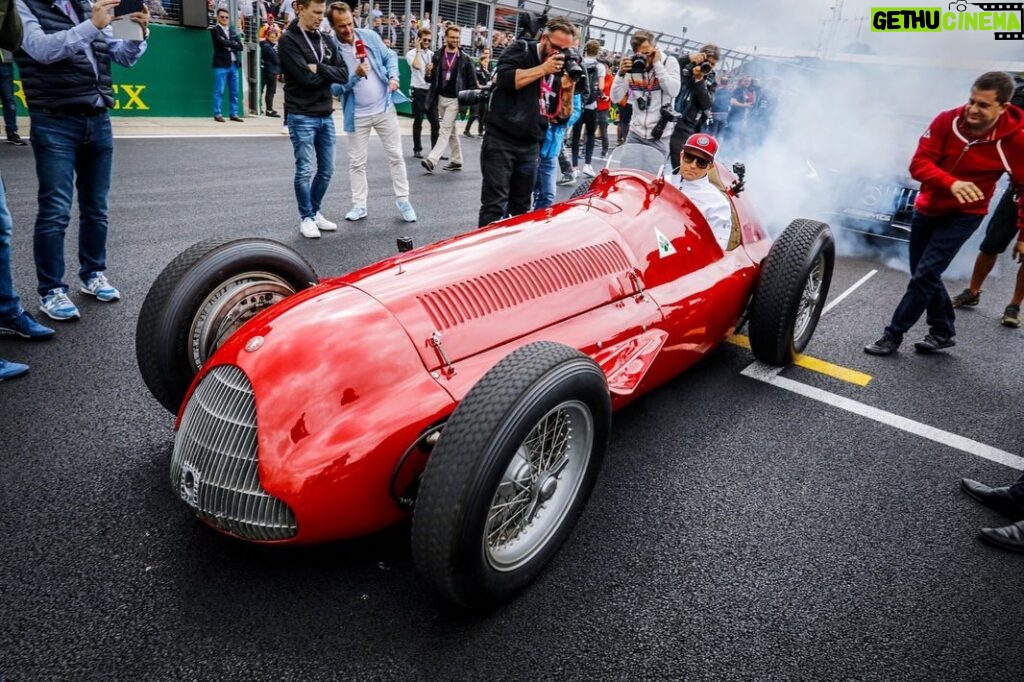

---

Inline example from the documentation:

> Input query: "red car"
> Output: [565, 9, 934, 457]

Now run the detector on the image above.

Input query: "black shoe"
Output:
[266, 110, 280, 118]
[463, 130, 474, 138]
[6, 133, 27, 146]
[443, 162, 462, 171]
[864, 335, 899, 356]
[421, 158, 435, 173]
[951, 287, 980, 308]
[961, 479, 1024, 521]
[914, 334, 955, 353]
[229, 116, 245, 123]
[413, 151, 423, 159]
[980, 519, 1024, 553]
[214, 115, 226, 123]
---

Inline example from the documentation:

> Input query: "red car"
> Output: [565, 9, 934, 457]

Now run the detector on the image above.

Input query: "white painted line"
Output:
[823, 269, 878, 316]
[741, 361, 1024, 470]
[115, 134, 288, 140]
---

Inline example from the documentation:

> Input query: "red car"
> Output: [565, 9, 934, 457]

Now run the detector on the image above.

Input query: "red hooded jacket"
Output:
[909, 103, 1024, 241]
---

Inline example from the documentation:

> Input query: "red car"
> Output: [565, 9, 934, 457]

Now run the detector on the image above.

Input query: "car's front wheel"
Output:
[411, 341, 611, 609]
[748, 219, 835, 365]
[135, 238, 318, 413]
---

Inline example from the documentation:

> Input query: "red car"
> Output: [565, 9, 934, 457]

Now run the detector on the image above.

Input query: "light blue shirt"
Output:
[16, 0, 147, 106]
[330, 28, 408, 133]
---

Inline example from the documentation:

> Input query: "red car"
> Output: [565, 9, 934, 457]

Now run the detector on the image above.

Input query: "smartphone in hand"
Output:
[114, 0, 145, 17]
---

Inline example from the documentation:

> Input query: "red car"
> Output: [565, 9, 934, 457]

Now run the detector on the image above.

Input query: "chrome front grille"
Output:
[170, 365, 297, 541]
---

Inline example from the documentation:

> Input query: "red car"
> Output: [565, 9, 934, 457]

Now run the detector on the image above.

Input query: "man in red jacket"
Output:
[865, 72, 1024, 356]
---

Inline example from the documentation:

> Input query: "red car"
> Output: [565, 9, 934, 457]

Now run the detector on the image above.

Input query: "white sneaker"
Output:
[582, 164, 596, 178]
[299, 217, 320, 239]
[572, 169, 580, 180]
[314, 212, 338, 231]
[280, 125, 288, 135]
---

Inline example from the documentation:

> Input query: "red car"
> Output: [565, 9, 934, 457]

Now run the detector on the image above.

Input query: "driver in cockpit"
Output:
[677, 133, 732, 249]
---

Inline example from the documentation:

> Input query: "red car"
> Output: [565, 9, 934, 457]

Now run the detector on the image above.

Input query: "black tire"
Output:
[569, 177, 594, 199]
[136, 238, 318, 413]
[748, 219, 835, 365]
[411, 341, 611, 609]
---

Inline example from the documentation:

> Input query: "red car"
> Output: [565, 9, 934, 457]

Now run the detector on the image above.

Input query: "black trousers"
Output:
[465, 102, 488, 134]
[668, 122, 697, 174]
[262, 74, 277, 113]
[570, 108, 597, 166]
[411, 88, 439, 154]
[478, 132, 540, 227]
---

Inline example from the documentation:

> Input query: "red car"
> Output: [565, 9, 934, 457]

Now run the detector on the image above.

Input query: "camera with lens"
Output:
[649, 105, 681, 141]
[693, 61, 712, 75]
[457, 82, 494, 106]
[628, 52, 648, 74]
[559, 48, 585, 83]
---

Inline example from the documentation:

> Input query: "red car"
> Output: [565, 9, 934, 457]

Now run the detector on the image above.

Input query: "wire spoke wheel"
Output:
[793, 251, 826, 343]
[188, 271, 295, 371]
[485, 401, 593, 572]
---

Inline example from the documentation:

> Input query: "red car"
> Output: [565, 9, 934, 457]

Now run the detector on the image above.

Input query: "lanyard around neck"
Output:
[299, 28, 325, 64]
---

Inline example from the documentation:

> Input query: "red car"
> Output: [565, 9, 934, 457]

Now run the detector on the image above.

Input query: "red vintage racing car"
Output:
[136, 146, 835, 608]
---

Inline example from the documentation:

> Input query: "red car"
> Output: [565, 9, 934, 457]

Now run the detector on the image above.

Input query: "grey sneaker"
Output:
[80, 272, 120, 302]
[40, 288, 81, 321]
[951, 288, 980, 308]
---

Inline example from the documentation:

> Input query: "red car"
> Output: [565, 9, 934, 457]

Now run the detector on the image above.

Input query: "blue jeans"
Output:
[885, 211, 983, 341]
[30, 110, 114, 296]
[0, 63, 18, 136]
[0, 175, 23, 320]
[288, 113, 335, 220]
[212, 65, 240, 117]
[532, 155, 558, 209]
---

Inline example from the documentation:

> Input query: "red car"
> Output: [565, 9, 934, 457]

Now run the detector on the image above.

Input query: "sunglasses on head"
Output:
[682, 152, 711, 169]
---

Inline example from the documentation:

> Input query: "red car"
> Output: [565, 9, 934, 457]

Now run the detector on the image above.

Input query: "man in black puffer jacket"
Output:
[16, 0, 149, 321]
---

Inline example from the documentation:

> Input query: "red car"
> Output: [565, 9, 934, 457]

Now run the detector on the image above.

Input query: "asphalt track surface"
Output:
[1, 134, 1023, 680]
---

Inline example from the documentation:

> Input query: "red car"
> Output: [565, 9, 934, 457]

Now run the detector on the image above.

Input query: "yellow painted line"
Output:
[726, 334, 873, 387]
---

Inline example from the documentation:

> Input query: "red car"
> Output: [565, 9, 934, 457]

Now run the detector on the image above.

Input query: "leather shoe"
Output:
[230, 116, 245, 122]
[961, 479, 1024, 521]
[864, 335, 899, 356]
[214, 115, 226, 123]
[980, 519, 1024, 553]
[914, 334, 955, 353]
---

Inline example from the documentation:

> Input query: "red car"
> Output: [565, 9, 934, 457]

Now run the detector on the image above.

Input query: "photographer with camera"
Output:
[668, 44, 719, 174]
[477, 16, 579, 227]
[422, 24, 477, 173]
[609, 30, 680, 155]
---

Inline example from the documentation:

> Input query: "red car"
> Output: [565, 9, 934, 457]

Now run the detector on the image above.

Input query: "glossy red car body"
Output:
[180, 166, 770, 544]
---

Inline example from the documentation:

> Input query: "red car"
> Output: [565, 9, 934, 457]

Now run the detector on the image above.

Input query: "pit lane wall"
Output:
[7, 24, 413, 117]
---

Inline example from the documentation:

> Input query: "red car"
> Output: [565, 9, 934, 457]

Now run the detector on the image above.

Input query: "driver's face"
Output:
[680, 152, 711, 182]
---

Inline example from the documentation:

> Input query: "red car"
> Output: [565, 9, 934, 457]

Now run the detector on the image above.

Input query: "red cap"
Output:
[683, 133, 719, 160]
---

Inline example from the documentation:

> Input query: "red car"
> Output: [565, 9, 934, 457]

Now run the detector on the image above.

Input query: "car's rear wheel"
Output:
[748, 219, 835, 365]
[136, 238, 318, 413]
[411, 341, 611, 609]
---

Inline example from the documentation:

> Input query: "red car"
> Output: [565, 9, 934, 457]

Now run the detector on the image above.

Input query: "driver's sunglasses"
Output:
[682, 152, 711, 169]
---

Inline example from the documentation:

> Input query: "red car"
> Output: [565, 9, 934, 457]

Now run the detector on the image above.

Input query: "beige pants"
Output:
[427, 95, 461, 166]
[348, 109, 410, 208]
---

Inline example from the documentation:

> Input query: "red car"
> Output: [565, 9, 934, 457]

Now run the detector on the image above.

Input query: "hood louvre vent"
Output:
[418, 241, 631, 330]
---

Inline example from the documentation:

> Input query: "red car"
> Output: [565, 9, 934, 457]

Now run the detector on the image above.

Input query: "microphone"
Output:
[354, 38, 367, 78]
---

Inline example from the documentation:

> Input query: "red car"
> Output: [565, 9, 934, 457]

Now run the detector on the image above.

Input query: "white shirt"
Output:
[678, 174, 732, 249]
[339, 41, 388, 117]
[405, 47, 431, 90]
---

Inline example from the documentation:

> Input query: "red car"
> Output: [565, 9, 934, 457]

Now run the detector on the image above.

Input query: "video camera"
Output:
[457, 82, 494, 106]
